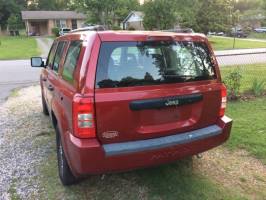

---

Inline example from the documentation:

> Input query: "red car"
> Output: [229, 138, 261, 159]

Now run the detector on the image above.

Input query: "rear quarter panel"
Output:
[51, 33, 98, 169]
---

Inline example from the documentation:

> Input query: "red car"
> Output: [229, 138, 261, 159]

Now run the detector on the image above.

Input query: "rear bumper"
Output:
[65, 116, 232, 177]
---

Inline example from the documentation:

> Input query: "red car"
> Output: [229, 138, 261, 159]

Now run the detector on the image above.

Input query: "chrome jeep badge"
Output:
[165, 99, 179, 107]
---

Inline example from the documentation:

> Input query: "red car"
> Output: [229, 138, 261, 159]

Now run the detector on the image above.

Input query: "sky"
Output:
[139, 0, 145, 5]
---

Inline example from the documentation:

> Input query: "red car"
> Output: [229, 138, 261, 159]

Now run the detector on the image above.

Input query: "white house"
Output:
[121, 11, 144, 30]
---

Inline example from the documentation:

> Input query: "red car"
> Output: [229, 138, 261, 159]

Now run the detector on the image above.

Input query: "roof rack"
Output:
[70, 25, 106, 33]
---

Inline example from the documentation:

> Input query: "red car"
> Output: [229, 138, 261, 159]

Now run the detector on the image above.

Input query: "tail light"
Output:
[219, 84, 227, 117]
[72, 95, 96, 139]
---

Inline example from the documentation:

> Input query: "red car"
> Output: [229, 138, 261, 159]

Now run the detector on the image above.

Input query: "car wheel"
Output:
[42, 94, 49, 116]
[55, 125, 78, 185]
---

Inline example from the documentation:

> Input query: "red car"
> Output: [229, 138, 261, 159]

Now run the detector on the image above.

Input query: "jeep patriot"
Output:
[31, 30, 232, 185]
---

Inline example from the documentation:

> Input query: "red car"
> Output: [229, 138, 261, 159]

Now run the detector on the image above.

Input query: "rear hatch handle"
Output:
[130, 94, 203, 111]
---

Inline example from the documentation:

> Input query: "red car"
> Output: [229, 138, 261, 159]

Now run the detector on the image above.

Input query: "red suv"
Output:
[31, 30, 232, 185]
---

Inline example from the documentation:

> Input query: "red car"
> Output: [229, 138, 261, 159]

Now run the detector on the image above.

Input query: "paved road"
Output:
[210, 35, 266, 43]
[214, 48, 266, 66]
[0, 37, 53, 104]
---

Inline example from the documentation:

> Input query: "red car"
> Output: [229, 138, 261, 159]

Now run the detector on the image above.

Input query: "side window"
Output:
[52, 41, 66, 73]
[62, 41, 82, 83]
[46, 42, 57, 68]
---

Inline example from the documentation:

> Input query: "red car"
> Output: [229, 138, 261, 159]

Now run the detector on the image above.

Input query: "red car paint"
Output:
[37, 31, 232, 178]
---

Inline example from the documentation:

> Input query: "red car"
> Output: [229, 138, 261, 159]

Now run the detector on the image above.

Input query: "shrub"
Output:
[52, 27, 60, 37]
[111, 25, 121, 30]
[128, 26, 136, 31]
[251, 78, 266, 96]
[224, 68, 242, 100]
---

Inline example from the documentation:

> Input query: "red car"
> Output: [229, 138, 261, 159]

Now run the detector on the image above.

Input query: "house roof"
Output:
[122, 11, 144, 24]
[21, 11, 86, 20]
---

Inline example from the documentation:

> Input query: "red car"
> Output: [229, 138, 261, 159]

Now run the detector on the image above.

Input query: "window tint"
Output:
[62, 41, 82, 83]
[52, 41, 66, 73]
[46, 42, 57, 68]
[96, 41, 216, 88]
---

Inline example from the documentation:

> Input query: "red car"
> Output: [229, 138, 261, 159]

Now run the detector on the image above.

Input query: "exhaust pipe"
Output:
[196, 154, 203, 159]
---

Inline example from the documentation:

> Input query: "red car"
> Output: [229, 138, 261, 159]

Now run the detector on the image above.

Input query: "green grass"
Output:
[248, 32, 266, 40]
[8, 179, 20, 200]
[0, 36, 40, 60]
[39, 150, 242, 200]
[10, 88, 20, 98]
[226, 97, 266, 164]
[222, 65, 266, 163]
[208, 36, 266, 50]
[221, 64, 266, 92]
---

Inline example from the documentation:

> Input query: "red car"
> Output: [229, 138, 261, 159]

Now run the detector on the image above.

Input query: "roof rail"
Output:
[71, 25, 106, 33]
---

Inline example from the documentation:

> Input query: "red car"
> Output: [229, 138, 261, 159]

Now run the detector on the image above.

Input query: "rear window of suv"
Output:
[96, 41, 216, 88]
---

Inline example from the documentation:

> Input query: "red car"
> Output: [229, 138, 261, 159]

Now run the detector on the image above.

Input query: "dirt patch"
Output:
[240, 92, 266, 101]
[194, 147, 266, 199]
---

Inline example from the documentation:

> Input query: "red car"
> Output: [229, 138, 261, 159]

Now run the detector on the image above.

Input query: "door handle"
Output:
[48, 85, 54, 91]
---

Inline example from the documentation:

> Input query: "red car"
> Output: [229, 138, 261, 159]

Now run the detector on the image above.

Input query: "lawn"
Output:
[221, 64, 266, 92]
[226, 97, 266, 164]
[0, 36, 40, 60]
[39, 148, 242, 200]
[221, 64, 266, 163]
[208, 36, 266, 50]
[248, 32, 266, 40]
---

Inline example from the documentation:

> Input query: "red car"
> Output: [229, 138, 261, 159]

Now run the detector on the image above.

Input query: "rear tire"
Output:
[42, 94, 49, 116]
[55, 125, 78, 185]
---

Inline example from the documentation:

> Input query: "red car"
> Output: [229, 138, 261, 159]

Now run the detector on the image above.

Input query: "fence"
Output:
[216, 50, 266, 95]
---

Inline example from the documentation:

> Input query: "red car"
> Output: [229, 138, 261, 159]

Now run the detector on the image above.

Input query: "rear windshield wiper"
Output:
[164, 75, 212, 82]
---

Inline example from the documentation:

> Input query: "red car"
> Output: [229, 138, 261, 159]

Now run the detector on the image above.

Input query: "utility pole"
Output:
[232, 0, 236, 49]
[233, 27, 236, 49]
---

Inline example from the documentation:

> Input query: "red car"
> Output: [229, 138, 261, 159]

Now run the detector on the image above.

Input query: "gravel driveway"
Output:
[0, 86, 53, 199]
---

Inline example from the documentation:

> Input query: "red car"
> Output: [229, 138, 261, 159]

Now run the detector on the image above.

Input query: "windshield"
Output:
[96, 41, 216, 88]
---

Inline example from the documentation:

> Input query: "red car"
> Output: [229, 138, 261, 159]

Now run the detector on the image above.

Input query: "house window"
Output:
[55, 20, 67, 28]
[71, 20, 77, 30]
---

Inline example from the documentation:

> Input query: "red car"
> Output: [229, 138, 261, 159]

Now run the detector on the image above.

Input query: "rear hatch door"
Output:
[94, 39, 222, 144]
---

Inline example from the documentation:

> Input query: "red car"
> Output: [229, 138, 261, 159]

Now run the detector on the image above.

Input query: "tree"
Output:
[7, 14, 22, 30]
[143, 0, 178, 30]
[194, 0, 233, 34]
[114, 0, 140, 23]
[15, 0, 28, 9]
[0, 0, 19, 30]
[71, 0, 139, 27]
[173, 0, 200, 29]
[38, 0, 58, 10]
[26, 0, 70, 10]
[235, 0, 262, 12]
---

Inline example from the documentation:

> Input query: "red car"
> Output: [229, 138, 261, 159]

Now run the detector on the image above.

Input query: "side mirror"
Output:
[31, 57, 45, 67]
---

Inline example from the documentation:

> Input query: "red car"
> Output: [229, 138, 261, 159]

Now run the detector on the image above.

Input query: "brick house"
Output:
[21, 11, 86, 36]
